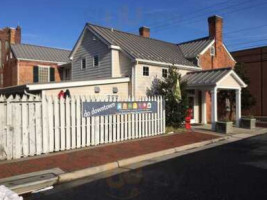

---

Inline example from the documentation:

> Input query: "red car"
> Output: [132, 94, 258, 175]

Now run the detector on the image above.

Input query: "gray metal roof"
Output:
[178, 37, 213, 59]
[87, 23, 196, 67]
[11, 44, 71, 63]
[182, 67, 232, 88]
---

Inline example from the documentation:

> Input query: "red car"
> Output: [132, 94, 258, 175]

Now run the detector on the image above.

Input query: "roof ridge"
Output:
[178, 36, 211, 45]
[11, 43, 71, 52]
[87, 23, 178, 46]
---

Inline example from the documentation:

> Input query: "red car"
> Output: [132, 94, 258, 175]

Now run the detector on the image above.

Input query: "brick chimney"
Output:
[9, 26, 21, 44]
[139, 26, 150, 38]
[208, 15, 223, 43]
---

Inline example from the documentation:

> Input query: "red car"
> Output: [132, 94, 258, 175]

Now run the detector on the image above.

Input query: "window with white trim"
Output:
[93, 55, 99, 67]
[81, 58, 86, 69]
[143, 66, 149, 76]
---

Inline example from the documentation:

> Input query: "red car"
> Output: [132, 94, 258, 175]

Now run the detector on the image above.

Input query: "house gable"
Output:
[71, 28, 112, 81]
[199, 42, 236, 70]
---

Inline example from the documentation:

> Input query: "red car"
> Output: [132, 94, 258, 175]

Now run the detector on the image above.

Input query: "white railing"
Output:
[0, 95, 165, 160]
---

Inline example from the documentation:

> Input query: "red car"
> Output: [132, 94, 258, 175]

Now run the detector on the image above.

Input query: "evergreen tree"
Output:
[148, 67, 188, 127]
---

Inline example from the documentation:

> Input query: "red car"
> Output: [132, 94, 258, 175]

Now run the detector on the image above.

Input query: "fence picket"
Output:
[86, 96, 91, 146]
[0, 96, 7, 158]
[76, 96, 81, 148]
[100, 98, 104, 144]
[13, 96, 22, 159]
[6, 96, 13, 159]
[81, 96, 86, 147]
[42, 95, 48, 154]
[71, 97, 76, 149]
[35, 96, 42, 155]
[28, 96, 35, 157]
[65, 97, 71, 150]
[108, 97, 112, 143]
[60, 98, 66, 151]
[104, 97, 108, 144]
[47, 96, 54, 152]
[54, 97, 60, 151]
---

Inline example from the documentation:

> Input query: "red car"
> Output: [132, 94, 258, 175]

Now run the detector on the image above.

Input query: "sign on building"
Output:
[83, 101, 158, 117]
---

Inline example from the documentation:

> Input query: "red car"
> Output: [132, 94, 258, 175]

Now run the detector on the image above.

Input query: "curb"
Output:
[58, 136, 228, 184]
[59, 162, 119, 183]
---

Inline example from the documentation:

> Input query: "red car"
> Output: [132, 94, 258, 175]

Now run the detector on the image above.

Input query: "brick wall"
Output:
[232, 46, 267, 116]
[4, 59, 62, 87]
[199, 16, 237, 122]
[18, 60, 61, 85]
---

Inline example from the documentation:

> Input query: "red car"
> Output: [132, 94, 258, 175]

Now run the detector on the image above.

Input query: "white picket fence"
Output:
[0, 95, 165, 160]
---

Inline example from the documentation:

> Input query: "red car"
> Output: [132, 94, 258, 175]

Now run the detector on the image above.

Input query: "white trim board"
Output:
[135, 59, 201, 71]
[198, 40, 215, 56]
[222, 44, 236, 62]
[17, 58, 67, 65]
[27, 77, 130, 91]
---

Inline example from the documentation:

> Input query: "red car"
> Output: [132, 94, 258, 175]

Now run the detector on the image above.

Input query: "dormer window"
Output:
[210, 46, 215, 56]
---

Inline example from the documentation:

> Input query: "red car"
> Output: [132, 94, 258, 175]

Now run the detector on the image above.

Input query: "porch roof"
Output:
[182, 67, 247, 89]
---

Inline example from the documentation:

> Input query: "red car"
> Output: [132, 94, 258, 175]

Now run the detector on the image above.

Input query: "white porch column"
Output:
[236, 89, 241, 127]
[201, 91, 207, 124]
[211, 88, 218, 130]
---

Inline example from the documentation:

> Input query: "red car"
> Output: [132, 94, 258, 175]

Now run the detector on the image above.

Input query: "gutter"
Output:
[135, 59, 201, 71]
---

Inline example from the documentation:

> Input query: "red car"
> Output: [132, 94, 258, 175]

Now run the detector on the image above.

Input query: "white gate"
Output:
[0, 95, 165, 160]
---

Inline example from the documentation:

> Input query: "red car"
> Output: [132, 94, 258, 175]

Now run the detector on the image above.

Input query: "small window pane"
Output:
[81, 58, 86, 69]
[39, 67, 49, 83]
[162, 69, 168, 78]
[143, 66, 149, 76]
[94, 86, 100, 93]
[94, 55, 99, 67]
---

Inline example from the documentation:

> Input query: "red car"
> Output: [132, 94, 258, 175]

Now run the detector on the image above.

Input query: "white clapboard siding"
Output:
[0, 95, 165, 160]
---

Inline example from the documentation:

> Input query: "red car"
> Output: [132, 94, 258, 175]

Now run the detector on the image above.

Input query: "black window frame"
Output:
[81, 58, 86, 69]
[143, 66, 149, 76]
[162, 69, 168, 78]
[93, 55, 99, 67]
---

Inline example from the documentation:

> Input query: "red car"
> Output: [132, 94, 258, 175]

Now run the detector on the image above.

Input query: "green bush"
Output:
[148, 67, 188, 128]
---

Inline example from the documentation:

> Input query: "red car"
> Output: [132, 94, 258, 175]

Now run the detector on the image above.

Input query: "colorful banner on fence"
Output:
[82, 101, 158, 117]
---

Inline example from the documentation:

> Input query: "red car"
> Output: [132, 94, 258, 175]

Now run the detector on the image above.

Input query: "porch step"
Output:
[0, 168, 64, 195]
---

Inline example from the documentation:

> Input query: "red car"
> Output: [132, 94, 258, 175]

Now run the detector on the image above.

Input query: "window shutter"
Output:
[33, 66, 39, 83]
[50, 67, 55, 82]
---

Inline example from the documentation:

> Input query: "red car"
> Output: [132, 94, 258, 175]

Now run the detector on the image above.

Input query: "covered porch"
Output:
[182, 68, 247, 130]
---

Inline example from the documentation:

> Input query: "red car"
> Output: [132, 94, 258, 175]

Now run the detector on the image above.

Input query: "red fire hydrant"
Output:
[185, 108, 192, 130]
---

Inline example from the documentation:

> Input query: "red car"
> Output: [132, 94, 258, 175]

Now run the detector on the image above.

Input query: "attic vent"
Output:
[210, 46, 215, 56]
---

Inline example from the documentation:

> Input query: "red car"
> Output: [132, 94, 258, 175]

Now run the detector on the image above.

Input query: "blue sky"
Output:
[1, 0, 267, 51]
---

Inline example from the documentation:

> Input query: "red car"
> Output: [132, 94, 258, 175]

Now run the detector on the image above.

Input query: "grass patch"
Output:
[165, 126, 187, 134]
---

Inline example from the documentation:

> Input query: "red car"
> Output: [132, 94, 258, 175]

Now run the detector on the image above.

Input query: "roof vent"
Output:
[111, 28, 114, 32]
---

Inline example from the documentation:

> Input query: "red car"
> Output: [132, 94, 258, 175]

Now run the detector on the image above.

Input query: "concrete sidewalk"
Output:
[0, 132, 218, 180]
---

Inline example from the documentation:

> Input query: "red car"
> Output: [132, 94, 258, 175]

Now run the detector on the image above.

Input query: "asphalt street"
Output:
[28, 133, 267, 200]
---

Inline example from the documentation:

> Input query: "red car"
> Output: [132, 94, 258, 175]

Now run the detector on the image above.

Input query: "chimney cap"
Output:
[208, 15, 223, 22]
[139, 26, 150, 37]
